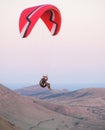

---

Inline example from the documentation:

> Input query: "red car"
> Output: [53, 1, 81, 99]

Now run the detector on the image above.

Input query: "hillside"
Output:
[0, 84, 68, 130]
[0, 84, 80, 130]
[1, 84, 105, 130]
[0, 116, 20, 130]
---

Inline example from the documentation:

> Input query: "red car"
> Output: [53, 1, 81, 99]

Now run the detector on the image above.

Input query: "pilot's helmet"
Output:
[43, 75, 48, 80]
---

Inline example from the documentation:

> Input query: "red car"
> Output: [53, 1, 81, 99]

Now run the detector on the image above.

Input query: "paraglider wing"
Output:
[19, 4, 61, 38]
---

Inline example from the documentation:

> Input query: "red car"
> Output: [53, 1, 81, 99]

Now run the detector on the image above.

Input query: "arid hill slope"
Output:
[0, 84, 78, 130]
[1, 84, 105, 130]
[0, 116, 20, 130]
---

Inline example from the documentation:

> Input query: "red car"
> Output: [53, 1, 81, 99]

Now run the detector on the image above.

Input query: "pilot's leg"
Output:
[47, 83, 51, 90]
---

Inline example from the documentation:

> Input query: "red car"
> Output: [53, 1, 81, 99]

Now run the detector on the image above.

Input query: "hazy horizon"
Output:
[2, 82, 105, 91]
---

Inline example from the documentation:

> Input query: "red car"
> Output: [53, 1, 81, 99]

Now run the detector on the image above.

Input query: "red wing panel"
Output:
[19, 4, 61, 38]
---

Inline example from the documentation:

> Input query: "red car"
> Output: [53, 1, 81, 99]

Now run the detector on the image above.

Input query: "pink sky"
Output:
[0, 0, 105, 89]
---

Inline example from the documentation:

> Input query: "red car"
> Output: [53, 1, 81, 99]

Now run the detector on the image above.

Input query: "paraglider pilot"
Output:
[39, 75, 51, 90]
